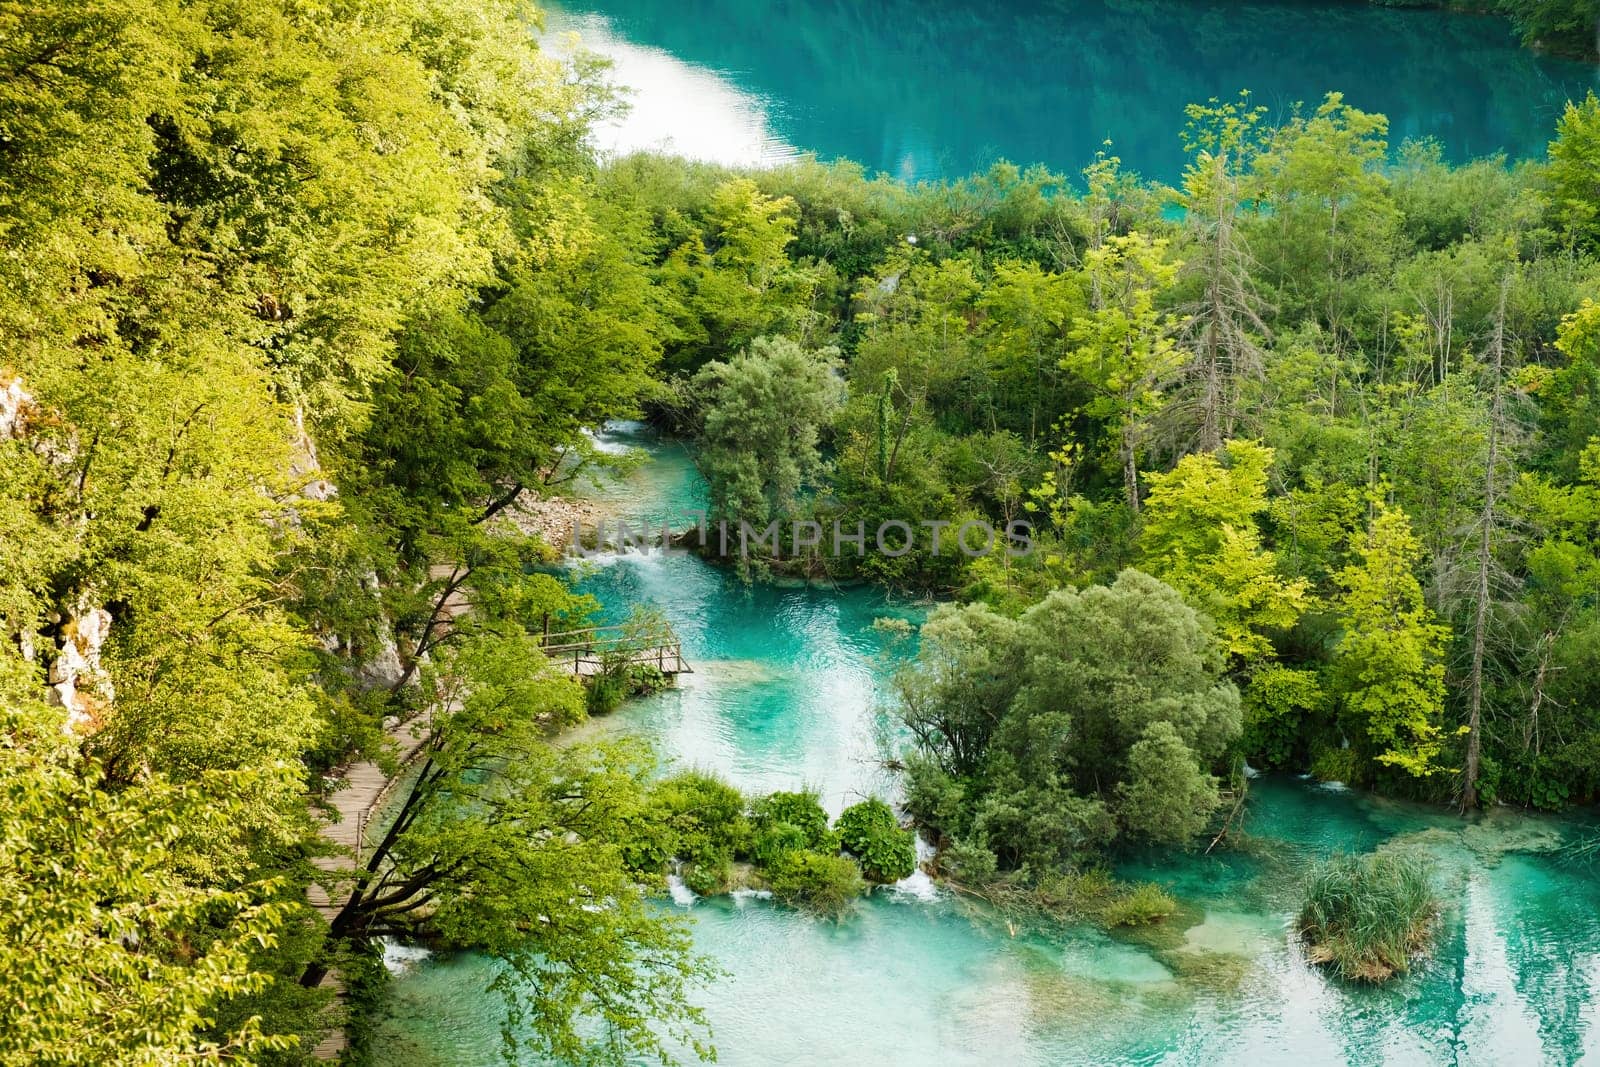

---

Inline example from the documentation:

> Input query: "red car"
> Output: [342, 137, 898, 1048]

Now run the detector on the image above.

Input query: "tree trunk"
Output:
[1462, 279, 1510, 812]
[1122, 415, 1140, 514]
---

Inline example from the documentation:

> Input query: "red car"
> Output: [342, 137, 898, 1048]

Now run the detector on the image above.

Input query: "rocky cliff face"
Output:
[1, 373, 34, 440]
[3, 372, 114, 731]
[46, 603, 114, 731]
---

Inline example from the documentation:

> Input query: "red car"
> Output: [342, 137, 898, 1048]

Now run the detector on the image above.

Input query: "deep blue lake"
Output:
[549, 0, 1597, 183]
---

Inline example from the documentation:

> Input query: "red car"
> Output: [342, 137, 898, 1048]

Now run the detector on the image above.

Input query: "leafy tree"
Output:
[899, 570, 1239, 875]
[308, 631, 714, 1065]
[691, 336, 843, 530]
[1250, 93, 1396, 348]
[1138, 439, 1311, 665]
[978, 260, 1084, 443]
[1063, 232, 1183, 511]
[659, 179, 822, 373]
[1548, 92, 1600, 248]
[1545, 298, 1600, 474]
[0, 685, 301, 1063]
[1331, 506, 1452, 779]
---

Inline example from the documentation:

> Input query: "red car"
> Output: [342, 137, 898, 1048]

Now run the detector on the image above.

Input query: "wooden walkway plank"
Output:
[305, 616, 689, 1057]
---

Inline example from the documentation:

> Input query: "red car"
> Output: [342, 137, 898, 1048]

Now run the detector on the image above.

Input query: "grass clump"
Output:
[1102, 882, 1178, 927]
[1298, 849, 1437, 982]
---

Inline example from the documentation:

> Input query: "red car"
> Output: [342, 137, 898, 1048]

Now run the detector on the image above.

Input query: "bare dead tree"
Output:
[1166, 149, 1273, 457]
[1461, 275, 1522, 811]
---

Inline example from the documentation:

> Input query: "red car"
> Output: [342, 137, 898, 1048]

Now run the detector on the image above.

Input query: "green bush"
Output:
[585, 671, 630, 715]
[939, 838, 999, 886]
[1240, 665, 1322, 770]
[625, 770, 750, 877]
[752, 822, 809, 870]
[751, 790, 833, 850]
[1308, 745, 1358, 786]
[1026, 867, 1119, 920]
[1299, 850, 1438, 982]
[835, 798, 917, 883]
[1101, 883, 1178, 927]
[764, 851, 865, 917]
[680, 853, 734, 896]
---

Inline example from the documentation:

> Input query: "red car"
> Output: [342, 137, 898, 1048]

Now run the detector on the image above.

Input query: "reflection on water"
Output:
[550, 0, 1596, 183]
[374, 427, 1600, 1064]
[546, 13, 799, 167]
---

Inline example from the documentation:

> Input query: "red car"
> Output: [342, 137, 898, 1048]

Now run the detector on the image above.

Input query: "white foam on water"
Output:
[731, 887, 774, 906]
[381, 938, 432, 974]
[582, 426, 636, 456]
[889, 867, 941, 902]
[890, 833, 942, 901]
[666, 873, 698, 907]
[571, 545, 675, 568]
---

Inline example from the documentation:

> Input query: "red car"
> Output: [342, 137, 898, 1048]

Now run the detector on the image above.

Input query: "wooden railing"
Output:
[540, 621, 689, 676]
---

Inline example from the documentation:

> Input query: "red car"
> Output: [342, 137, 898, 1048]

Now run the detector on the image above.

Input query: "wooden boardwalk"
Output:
[307, 712, 435, 1060]
[309, 713, 435, 912]
[306, 618, 687, 1058]
[541, 622, 691, 678]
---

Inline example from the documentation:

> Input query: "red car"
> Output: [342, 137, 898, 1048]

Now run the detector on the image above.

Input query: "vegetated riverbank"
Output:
[13, 0, 1600, 1058]
[375, 703, 1600, 1066]
[360, 426, 1600, 1065]
[1366, 0, 1600, 60]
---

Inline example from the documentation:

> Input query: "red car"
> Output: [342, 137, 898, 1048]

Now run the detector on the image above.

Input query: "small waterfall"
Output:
[380, 937, 432, 974]
[583, 422, 642, 455]
[889, 833, 941, 902]
[666, 861, 698, 907]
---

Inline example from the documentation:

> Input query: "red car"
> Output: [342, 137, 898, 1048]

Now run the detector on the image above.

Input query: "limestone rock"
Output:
[47, 604, 114, 731]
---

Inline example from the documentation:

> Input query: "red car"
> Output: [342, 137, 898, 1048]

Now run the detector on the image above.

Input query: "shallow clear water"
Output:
[373, 425, 1600, 1065]
[549, 0, 1597, 183]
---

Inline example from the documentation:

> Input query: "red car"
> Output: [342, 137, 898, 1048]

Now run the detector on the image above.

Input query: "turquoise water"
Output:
[373, 425, 1600, 1065]
[549, 0, 1597, 183]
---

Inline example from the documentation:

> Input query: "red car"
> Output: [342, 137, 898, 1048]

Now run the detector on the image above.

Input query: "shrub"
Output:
[1026, 867, 1119, 920]
[1240, 665, 1322, 770]
[626, 771, 750, 877]
[752, 822, 809, 870]
[1102, 883, 1178, 927]
[585, 671, 629, 715]
[939, 838, 999, 886]
[680, 853, 734, 896]
[764, 851, 865, 917]
[751, 790, 833, 850]
[1308, 745, 1358, 785]
[835, 798, 916, 883]
[1116, 722, 1219, 844]
[1299, 850, 1437, 982]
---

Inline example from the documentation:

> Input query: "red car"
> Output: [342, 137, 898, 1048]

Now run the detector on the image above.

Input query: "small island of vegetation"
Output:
[1299, 851, 1440, 982]
[5, 0, 1600, 1060]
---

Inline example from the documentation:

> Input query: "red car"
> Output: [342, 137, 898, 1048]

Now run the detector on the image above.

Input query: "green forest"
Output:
[4, 0, 1600, 1062]
[1380, 0, 1600, 58]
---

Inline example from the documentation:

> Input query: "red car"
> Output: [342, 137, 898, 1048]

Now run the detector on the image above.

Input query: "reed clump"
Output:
[1298, 850, 1437, 982]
